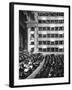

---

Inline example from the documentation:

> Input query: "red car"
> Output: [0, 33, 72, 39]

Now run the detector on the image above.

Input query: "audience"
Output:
[19, 52, 44, 79]
[35, 54, 64, 78]
[19, 51, 64, 79]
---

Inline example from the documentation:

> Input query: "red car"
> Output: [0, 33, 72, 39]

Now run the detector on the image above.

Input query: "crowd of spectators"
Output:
[35, 54, 64, 78]
[19, 50, 64, 79]
[19, 51, 44, 79]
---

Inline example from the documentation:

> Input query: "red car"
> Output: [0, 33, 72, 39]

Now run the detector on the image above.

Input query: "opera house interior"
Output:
[19, 10, 64, 79]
